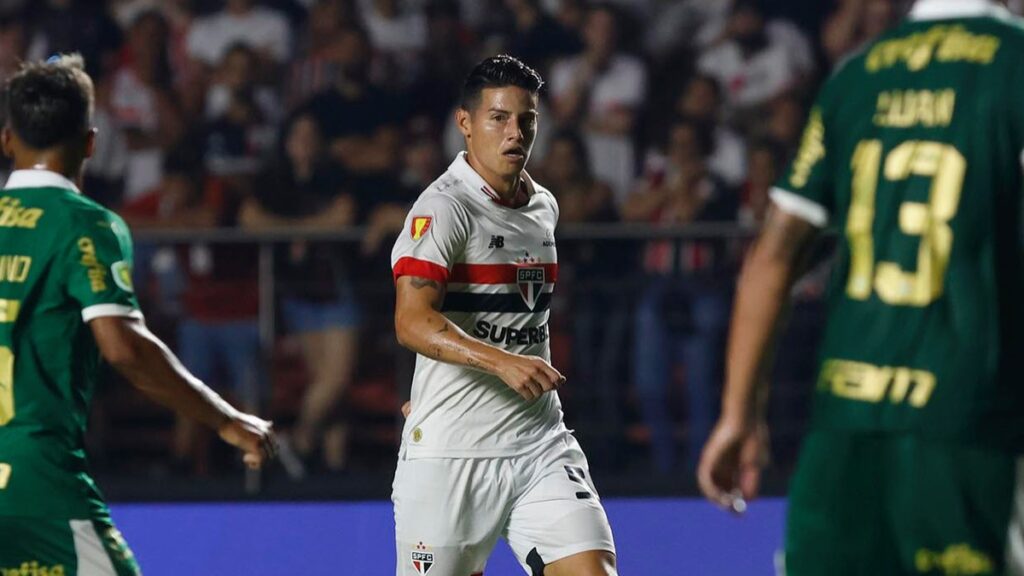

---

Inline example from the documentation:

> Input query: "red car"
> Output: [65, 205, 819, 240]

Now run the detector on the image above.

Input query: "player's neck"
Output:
[466, 152, 526, 207]
[13, 153, 83, 188]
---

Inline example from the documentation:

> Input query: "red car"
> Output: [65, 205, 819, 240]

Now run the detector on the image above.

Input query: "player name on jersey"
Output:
[0, 255, 31, 284]
[874, 89, 956, 128]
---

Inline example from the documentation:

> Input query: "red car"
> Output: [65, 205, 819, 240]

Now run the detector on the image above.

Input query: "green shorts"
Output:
[783, 431, 1022, 576]
[0, 514, 140, 576]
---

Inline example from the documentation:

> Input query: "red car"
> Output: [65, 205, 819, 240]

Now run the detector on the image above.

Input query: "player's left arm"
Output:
[699, 74, 836, 510]
[697, 206, 817, 508]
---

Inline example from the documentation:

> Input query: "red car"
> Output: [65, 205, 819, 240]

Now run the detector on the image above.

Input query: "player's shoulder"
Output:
[838, 11, 1024, 79]
[57, 194, 132, 239]
[59, 192, 120, 222]
[409, 173, 474, 223]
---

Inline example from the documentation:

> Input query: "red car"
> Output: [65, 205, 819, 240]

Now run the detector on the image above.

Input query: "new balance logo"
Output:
[488, 235, 505, 249]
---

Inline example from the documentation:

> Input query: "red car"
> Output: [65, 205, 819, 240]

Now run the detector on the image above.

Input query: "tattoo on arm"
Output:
[410, 277, 441, 290]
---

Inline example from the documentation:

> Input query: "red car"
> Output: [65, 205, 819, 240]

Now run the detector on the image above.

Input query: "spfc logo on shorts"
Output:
[411, 544, 435, 575]
[410, 216, 433, 241]
[517, 267, 545, 311]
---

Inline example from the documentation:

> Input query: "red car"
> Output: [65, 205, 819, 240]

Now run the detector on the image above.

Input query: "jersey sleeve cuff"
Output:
[770, 187, 829, 228]
[392, 257, 450, 285]
[81, 304, 143, 323]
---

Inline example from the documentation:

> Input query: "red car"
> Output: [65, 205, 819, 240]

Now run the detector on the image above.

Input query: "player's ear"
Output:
[83, 127, 97, 160]
[456, 107, 472, 140]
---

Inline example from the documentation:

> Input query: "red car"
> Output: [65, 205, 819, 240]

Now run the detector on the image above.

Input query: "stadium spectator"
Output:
[407, 0, 476, 124]
[299, 26, 405, 180]
[622, 117, 736, 474]
[240, 114, 359, 472]
[360, 125, 440, 258]
[118, 143, 262, 473]
[675, 74, 747, 187]
[361, 0, 428, 87]
[286, 0, 361, 109]
[645, 0, 732, 58]
[199, 44, 277, 179]
[0, 15, 27, 84]
[738, 138, 786, 227]
[760, 92, 806, 157]
[186, 0, 292, 71]
[299, 0, 359, 56]
[536, 129, 616, 224]
[113, 0, 204, 116]
[205, 39, 281, 124]
[109, 10, 185, 203]
[535, 130, 626, 463]
[503, 0, 581, 75]
[24, 0, 123, 79]
[822, 0, 899, 65]
[697, 0, 814, 120]
[550, 3, 647, 204]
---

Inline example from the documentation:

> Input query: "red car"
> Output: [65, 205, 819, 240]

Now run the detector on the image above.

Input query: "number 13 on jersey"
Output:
[846, 139, 966, 307]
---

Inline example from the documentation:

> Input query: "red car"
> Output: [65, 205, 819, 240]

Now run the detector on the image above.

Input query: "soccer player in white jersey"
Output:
[390, 55, 617, 576]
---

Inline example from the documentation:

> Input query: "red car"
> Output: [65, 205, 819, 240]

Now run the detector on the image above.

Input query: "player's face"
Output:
[459, 86, 538, 184]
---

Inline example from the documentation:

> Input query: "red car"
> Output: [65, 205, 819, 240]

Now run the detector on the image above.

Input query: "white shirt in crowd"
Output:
[186, 6, 292, 66]
[109, 68, 163, 201]
[550, 54, 647, 205]
[698, 20, 814, 111]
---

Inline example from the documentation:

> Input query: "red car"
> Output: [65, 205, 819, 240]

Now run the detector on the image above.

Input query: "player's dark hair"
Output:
[460, 55, 543, 111]
[4, 54, 93, 149]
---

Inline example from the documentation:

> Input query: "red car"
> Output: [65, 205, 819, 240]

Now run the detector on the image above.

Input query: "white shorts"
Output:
[392, 431, 615, 576]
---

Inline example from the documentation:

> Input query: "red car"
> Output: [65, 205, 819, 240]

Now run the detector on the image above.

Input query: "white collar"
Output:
[449, 152, 490, 197]
[909, 0, 1010, 21]
[3, 169, 81, 194]
[449, 152, 537, 206]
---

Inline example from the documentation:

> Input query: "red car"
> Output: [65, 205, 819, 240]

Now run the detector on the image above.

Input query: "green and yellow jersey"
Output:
[773, 4, 1024, 450]
[0, 170, 140, 518]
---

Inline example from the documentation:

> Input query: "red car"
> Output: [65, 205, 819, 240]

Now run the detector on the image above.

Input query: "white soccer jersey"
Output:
[391, 152, 568, 458]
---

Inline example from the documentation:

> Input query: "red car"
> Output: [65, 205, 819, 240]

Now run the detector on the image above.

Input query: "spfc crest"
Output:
[411, 545, 435, 575]
[517, 267, 545, 311]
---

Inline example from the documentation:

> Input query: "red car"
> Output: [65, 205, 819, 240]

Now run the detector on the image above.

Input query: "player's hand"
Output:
[696, 417, 770, 514]
[401, 401, 411, 418]
[218, 413, 277, 470]
[495, 354, 565, 401]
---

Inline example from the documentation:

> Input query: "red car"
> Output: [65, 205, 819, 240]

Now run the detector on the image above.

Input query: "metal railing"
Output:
[99, 223, 823, 499]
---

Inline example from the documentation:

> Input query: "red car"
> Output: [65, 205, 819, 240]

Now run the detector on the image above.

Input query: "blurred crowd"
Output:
[2, 0, 1008, 483]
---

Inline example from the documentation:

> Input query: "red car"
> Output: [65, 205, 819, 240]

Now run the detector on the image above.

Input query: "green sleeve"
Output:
[771, 83, 838, 228]
[63, 208, 141, 322]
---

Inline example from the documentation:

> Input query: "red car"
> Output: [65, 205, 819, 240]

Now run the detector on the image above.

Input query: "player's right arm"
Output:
[391, 193, 563, 402]
[697, 208, 817, 509]
[699, 91, 836, 510]
[64, 209, 275, 468]
[394, 275, 564, 401]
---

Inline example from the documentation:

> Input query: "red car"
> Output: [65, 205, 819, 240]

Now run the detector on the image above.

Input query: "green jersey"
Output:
[0, 170, 139, 518]
[775, 8, 1024, 449]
